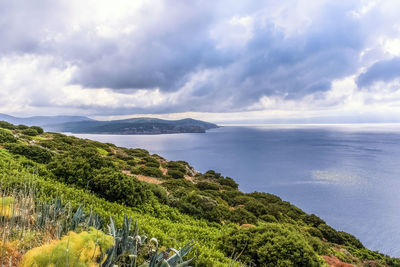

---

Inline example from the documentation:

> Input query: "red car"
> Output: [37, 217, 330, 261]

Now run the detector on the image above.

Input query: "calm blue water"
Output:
[72, 125, 400, 256]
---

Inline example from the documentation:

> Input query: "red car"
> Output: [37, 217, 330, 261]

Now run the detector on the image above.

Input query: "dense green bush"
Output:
[196, 181, 220, 191]
[147, 183, 169, 204]
[21, 128, 39, 136]
[91, 167, 152, 207]
[5, 143, 52, 163]
[30, 126, 44, 134]
[126, 148, 150, 158]
[17, 124, 29, 130]
[176, 193, 229, 223]
[146, 161, 160, 168]
[167, 169, 185, 179]
[220, 224, 323, 266]
[0, 121, 16, 130]
[167, 161, 187, 174]
[136, 166, 164, 178]
[203, 170, 222, 179]
[218, 177, 238, 189]
[229, 207, 257, 225]
[0, 129, 17, 143]
[304, 214, 326, 227]
[140, 156, 160, 168]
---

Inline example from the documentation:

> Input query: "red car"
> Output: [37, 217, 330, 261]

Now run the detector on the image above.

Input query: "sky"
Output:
[0, 0, 400, 123]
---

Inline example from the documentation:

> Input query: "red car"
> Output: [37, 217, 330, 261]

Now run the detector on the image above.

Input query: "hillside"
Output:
[0, 114, 218, 134]
[45, 117, 219, 134]
[0, 113, 94, 126]
[0, 120, 399, 266]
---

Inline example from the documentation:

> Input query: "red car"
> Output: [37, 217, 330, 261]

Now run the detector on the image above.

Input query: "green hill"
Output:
[0, 114, 218, 134]
[0, 120, 399, 266]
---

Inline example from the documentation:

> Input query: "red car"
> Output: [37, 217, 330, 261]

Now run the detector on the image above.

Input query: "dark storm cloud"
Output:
[0, 0, 389, 114]
[357, 57, 400, 87]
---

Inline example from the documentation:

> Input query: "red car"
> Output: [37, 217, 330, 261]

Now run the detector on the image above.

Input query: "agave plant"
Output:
[103, 216, 194, 267]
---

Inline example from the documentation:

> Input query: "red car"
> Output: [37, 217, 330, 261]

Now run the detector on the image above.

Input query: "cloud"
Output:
[0, 0, 400, 120]
[357, 57, 400, 87]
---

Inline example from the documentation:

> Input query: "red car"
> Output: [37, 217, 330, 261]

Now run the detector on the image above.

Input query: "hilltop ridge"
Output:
[0, 114, 218, 134]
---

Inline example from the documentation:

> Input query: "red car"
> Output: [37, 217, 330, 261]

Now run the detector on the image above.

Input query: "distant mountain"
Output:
[0, 114, 93, 127]
[0, 114, 218, 134]
[46, 117, 219, 134]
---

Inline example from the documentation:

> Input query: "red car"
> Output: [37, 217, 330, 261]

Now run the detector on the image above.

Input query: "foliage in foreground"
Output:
[21, 228, 114, 267]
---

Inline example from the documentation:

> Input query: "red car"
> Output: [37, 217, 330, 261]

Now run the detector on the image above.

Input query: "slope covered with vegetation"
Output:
[0, 121, 399, 266]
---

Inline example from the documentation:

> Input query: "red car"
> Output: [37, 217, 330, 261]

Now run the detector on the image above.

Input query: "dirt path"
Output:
[122, 170, 164, 185]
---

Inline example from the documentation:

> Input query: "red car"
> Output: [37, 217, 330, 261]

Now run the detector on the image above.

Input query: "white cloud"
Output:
[1, 0, 400, 122]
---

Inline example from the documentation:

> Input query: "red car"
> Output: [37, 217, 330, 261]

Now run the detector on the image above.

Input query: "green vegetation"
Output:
[0, 121, 399, 266]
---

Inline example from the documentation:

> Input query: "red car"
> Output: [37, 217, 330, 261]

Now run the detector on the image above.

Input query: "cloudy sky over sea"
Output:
[1, 0, 400, 123]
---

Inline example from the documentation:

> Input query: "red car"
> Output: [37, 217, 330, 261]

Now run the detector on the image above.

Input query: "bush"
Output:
[229, 207, 257, 225]
[147, 183, 169, 204]
[30, 126, 44, 134]
[0, 129, 17, 143]
[0, 121, 15, 130]
[162, 179, 195, 194]
[220, 224, 323, 266]
[126, 148, 149, 158]
[244, 199, 269, 217]
[140, 156, 160, 168]
[145, 161, 160, 168]
[91, 167, 152, 207]
[21, 228, 113, 267]
[17, 124, 29, 130]
[203, 170, 222, 179]
[177, 193, 229, 222]
[218, 177, 238, 189]
[304, 214, 325, 227]
[260, 214, 278, 223]
[167, 169, 185, 179]
[5, 143, 52, 163]
[137, 166, 163, 178]
[21, 128, 39, 136]
[167, 161, 187, 174]
[196, 182, 220, 191]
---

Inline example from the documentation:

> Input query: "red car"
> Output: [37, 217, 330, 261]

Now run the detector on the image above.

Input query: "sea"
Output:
[70, 124, 400, 257]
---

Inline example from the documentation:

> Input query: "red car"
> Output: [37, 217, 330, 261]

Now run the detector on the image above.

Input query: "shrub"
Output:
[0, 121, 15, 130]
[147, 183, 169, 204]
[244, 199, 269, 217]
[30, 126, 44, 134]
[220, 224, 323, 266]
[218, 177, 238, 189]
[167, 169, 185, 179]
[140, 156, 160, 168]
[92, 167, 152, 207]
[146, 161, 160, 168]
[203, 170, 222, 179]
[137, 166, 163, 178]
[196, 181, 220, 191]
[126, 148, 149, 158]
[5, 143, 52, 163]
[0, 129, 17, 143]
[304, 214, 325, 227]
[229, 207, 257, 225]
[21, 128, 39, 136]
[177, 193, 229, 222]
[306, 227, 324, 239]
[21, 228, 114, 267]
[17, 124, 29, 130]
[167, 161, 187, 174]
[162, 179, 196, 194]
[260, 214, 278, 223]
